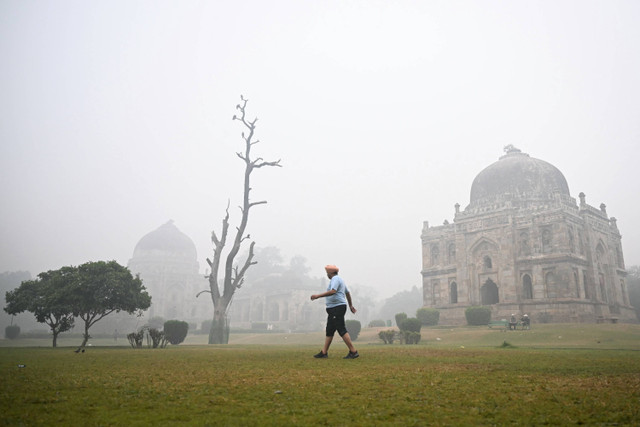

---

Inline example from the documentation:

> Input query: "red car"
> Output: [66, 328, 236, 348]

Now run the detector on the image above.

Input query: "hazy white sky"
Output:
[1, 1, 639, 300]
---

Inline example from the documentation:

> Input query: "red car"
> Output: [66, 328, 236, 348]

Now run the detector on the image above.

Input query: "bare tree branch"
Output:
[205, 96, 281, 344]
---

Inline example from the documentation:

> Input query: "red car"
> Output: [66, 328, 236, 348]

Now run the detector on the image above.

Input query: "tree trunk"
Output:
[80, 324, 90, 348]
[52, 331, 58, 348]
[208, 305, 229, 344]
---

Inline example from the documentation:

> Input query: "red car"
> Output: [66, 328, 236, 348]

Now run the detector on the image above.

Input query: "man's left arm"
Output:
[346, 292, 357, 314]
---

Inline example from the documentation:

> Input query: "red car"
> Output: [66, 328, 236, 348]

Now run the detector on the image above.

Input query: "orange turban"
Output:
[325, 265, 339, 274]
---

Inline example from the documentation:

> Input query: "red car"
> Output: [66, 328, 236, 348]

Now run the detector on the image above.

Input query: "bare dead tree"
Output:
[198, 96, 281, 344]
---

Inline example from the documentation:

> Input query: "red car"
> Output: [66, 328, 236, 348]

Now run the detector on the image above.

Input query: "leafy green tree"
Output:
[1, 271, 32, 331]
[4, 268, 76, 347]
[71, 261, 151, 350]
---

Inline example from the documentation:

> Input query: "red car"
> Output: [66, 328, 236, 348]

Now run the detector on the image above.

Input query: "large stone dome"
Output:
[132, 221, 197, 260]
[470, 146, 570, 205]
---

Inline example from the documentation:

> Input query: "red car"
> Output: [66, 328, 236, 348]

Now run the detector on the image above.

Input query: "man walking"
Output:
[310, 265, 359, 359]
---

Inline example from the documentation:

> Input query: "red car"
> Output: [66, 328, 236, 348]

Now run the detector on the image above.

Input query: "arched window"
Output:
[431, 244, 440, 265]
[596, 243, 606, 264]
[481, 279, 499, 305]
[522, 274, 533, 299]
[449, 281, 458, 304]
[483, 256, 492, 269]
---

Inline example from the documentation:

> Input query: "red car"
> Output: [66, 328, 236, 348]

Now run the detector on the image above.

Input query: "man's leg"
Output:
[322, 335, 333, 354]
[340, 332, 357, 353]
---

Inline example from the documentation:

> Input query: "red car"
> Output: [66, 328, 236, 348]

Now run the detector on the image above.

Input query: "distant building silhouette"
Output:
[128, 221, 209, 326]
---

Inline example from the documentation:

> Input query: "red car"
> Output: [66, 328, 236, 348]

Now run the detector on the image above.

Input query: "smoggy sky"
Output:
[1, 1, 639, 300]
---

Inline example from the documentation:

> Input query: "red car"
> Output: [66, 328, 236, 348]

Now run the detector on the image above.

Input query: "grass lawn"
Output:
[1, 324, 639, 425]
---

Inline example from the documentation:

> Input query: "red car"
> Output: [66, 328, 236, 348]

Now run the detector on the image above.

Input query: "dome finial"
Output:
[503, 144, 521, 154]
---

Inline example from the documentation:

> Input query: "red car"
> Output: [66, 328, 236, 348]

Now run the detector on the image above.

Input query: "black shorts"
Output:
[326, 304, 348, 337]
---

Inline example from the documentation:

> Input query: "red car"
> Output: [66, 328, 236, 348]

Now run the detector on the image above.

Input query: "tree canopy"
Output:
[71, 260, 151, 349]
[4, 267, 75, 347]
[4, 261, 151, 349]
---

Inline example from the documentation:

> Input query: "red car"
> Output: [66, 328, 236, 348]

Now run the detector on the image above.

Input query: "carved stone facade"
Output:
[421, 147, 635, 324]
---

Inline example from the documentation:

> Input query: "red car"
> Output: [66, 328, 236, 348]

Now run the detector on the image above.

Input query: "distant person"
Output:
[310, 265, 359, 359]
[509, 314, 517, 330]
[521, 314, 530, 330]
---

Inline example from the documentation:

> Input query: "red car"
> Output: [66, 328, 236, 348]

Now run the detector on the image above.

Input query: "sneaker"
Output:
[313, 351, 328, 358]
[344, 351, 359, 359]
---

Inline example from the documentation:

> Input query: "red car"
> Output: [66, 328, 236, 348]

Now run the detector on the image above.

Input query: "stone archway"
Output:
[481, 279, 499, 305]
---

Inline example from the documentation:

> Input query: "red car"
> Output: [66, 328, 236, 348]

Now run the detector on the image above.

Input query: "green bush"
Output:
[416, 307, 440, 326]
[378, 329, 396, 344]
[368, 319, 386, 327]
[345, 320, 361, 341]
[163, 320, 189, 345]
[399, 317, 422, 333]
[5, 325, 20, 339]
[127, 329, 144, 348]
[146, 328, 167, 349]
[465, 306, 492, 325]
[395, 312, 407, 327]
[401, 331, 421, 344]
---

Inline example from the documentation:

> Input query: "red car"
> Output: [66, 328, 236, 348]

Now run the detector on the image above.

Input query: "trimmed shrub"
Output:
[395, 312, 407, 327]
[368, 319, 386, 327]
[147, 328, 167, 348]
[164, 320, 189, 345]
[345, 320, 361, 341]
[399, 317, 422, 333]
[127, 329, 144, 348]
[416, 308, 440, 326]
[465, 306, 492, 325]
[401, 331, 421, 344]
[378, 329, 396, 344]
[5, 325, 20, 340]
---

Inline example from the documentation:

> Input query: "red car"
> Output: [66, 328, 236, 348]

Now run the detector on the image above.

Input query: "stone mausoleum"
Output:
[128, 221, 210, 326]
[421, 146, 635, 324]
[127, 221, 325, 332]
